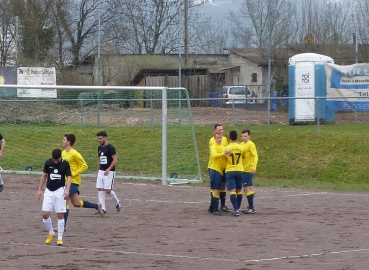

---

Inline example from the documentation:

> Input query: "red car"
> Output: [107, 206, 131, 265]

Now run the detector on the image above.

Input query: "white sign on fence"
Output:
[326, 63, 369, 111]
[17, 67, 57, 98]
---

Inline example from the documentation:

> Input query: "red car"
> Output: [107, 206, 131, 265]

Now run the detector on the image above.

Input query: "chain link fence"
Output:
[0, 90, 368, 127]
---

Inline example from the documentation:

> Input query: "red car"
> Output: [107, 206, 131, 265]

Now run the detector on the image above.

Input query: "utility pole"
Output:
[353, 32, 358, 64]
[350, 1, 358, 64]
[15, 16, 19, 82]
[178, 6, 182, 87]
[184, 0, 188, 65]
[267, 3, 272, 126]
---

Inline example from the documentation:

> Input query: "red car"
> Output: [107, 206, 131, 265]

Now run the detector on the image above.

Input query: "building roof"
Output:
[226, 48, 269, 64]
[131, 68, 209, 85]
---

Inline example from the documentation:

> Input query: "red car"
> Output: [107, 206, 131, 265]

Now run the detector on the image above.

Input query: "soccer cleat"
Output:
[100, 204, 105, 217]
[57, 239, 63, 246]
[220, 206, 230, 212]
[95, 204, 105, 217]
[97, 203, 105, 218]
[45, 234, 55, 244]
[233, 210, 240, 216]
[241, 208, 255, 214]
[208, 207, 213, 213]
[95, 209, 106, 215]
[213, 210, 223, 216]
[116, 202, 121, 212]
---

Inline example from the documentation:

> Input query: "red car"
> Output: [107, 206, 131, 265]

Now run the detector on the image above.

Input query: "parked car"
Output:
[220, 86, 255, 105]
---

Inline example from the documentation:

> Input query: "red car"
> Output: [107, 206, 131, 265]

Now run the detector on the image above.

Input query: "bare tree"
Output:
[355, 0, 367, 40]
[228, 5, 253, 48]
[12, 0, 55, 65]
[107, 0, 183, 54]
[51, 0, 112, 66]
[289, 0, 352, 61]
[0, 0, 16, 66]
[106, 0, 210, 55]
[229, 0, 296, 50]
[192, 17, 230, 54]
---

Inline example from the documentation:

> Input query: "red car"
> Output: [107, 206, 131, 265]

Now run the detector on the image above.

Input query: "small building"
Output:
[80, 49, 271, 100]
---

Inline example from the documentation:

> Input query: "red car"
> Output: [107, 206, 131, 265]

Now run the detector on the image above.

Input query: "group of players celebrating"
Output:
[208, 124, 258, 216]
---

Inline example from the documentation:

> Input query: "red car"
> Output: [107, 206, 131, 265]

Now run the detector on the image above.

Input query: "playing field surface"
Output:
[1, 175, 368, 270]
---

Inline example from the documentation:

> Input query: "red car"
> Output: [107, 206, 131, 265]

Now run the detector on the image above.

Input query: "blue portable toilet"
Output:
[288, 53, 335, 124]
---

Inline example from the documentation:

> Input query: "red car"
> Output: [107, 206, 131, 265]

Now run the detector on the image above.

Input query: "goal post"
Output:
[0, 84, 202, 185]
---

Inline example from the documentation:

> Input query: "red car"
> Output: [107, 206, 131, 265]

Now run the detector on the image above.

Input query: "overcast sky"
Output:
[194, 0, 354, 25]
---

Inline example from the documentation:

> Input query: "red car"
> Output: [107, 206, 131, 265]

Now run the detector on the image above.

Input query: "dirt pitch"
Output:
[1, 175, 369, 270]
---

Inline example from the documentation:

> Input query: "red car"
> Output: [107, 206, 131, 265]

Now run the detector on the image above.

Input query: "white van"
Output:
[220, 86, 255, 105]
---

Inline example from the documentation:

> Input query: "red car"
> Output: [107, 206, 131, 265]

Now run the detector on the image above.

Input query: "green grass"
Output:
[196, 124, 369, 192]
[1, 123, 368, 192]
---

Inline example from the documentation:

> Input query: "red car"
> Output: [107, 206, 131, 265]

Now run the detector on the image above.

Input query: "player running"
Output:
[62, 134, 103, 229]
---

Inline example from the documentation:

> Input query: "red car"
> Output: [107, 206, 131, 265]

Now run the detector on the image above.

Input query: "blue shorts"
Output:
[69, 183, 80, 198]
[243, 172, 254, 187]
[226, 171, 243, 190]
[209, 169, 223, 190]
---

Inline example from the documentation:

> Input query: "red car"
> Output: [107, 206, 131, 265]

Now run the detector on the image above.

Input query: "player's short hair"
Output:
[97, 131, 108, 137]
[52, 148, 62, 159]
[213, 124, 222, 130]
[213, 130, 222, 138]
[64, 134, 76, 146]
[229, 130, 237, 141]
[242, 130, 251, 135]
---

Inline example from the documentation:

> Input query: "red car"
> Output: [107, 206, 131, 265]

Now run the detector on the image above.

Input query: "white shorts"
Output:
[96, 170, 115, 190]
[42, 187, 67, 213]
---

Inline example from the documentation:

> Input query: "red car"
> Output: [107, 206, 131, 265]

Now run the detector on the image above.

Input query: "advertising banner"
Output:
[17, 67, 57, 98]
[0, 67, 16, 97]
[326, 63, 369, 111]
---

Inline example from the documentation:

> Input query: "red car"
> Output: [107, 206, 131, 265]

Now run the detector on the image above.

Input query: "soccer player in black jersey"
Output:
[0, 133, 6, 192]
[95, 131, 121, 215]
[37, 149, 71, 246]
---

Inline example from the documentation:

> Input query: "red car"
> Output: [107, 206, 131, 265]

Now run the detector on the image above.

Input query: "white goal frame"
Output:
[2, 84, 199, 185]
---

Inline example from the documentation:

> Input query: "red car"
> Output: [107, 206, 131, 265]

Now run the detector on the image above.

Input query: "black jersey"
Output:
[98, 143, 116, 171]
[43, 158, 72, 191]
[0, 133, 3, 141]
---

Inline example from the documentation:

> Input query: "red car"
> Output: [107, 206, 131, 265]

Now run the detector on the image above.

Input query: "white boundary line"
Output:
[4, 182, 369, 264]
[5, 241, 369, 264]
[6, 189, 369, 204]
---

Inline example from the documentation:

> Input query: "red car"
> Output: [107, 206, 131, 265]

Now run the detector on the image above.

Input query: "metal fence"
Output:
[193, 95, 369, 129]
[0, 87, 368, 128]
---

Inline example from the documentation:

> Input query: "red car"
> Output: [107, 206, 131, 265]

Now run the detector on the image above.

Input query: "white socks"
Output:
[43, 217, 54, 234]
[98, 190, 106, 211]
[109, 191, 119, 204]
[57, 219, 65, 239]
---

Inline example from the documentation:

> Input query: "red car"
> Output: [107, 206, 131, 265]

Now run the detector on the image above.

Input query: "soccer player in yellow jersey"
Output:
[240, 130, 258, 214]
[207, 124, 230, 213]
[209, 131, 232, 215]
[62, 134, 103, 229]
[224, 130, 245, 216]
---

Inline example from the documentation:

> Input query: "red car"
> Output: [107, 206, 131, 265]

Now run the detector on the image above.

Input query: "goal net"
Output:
[0, 85, 202, 185]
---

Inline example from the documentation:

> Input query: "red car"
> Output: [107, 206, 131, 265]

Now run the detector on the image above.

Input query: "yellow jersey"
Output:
[207, 136, 228, 168]
[62, 148, 88, 185]
[240, 140, 258, 172]
[209, 142, 227, 175]
[224, 142, 245, 173]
